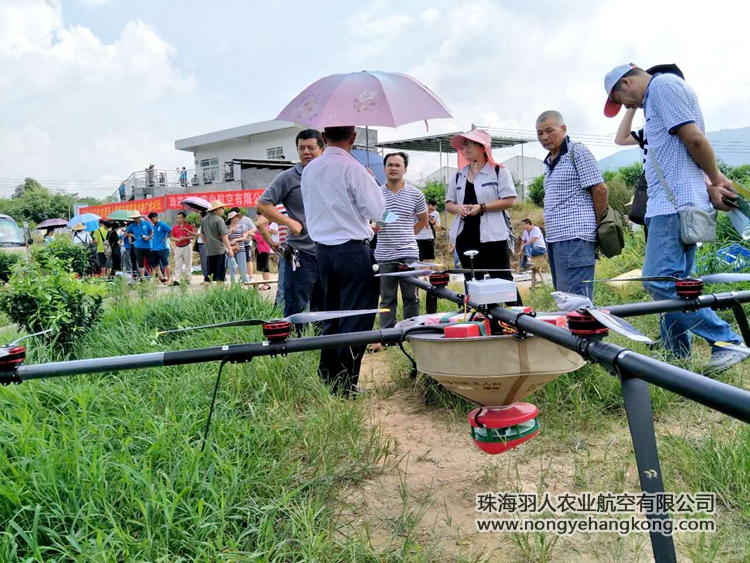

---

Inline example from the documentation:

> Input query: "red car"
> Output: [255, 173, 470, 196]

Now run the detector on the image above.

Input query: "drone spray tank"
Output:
[400, 252, 585, 454]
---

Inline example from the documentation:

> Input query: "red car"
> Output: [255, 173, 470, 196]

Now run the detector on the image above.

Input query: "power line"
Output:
[482, 126, 750, 153]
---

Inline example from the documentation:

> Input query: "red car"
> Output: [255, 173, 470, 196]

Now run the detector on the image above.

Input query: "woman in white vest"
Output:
[445, 128, 520, 303]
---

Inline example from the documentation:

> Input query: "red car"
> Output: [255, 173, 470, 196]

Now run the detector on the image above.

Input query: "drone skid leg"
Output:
[731, 302, 750, 347]
[619, 372, 677, 563]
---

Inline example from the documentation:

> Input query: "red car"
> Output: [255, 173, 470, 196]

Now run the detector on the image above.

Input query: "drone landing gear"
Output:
[468, 403, 540, 455]
[620, 372, 677, 562]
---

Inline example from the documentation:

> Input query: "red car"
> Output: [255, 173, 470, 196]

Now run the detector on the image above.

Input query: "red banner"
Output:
[166, 190, 264, 210]
[81, 189, 267, 216]
[81, 198, 166, 216]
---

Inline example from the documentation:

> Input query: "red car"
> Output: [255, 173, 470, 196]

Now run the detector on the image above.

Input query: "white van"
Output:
[0, 214, 32, 255]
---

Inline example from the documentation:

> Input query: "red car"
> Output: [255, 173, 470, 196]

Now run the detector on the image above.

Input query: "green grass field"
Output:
[2, 230, 750, 561]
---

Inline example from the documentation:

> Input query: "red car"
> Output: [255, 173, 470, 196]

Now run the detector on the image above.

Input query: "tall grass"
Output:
[0, 287, 407, 561]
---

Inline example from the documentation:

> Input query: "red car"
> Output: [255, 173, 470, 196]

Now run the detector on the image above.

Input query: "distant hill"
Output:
[597, 127, 750, 170]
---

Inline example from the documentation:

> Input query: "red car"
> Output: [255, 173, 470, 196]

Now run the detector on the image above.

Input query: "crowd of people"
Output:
[66, 206, 284, 293]
[64, 61, 749, 396]
[252, 61, 749, 395]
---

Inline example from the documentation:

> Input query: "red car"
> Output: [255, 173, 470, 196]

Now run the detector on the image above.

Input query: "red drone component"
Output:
[566, 310, 609, 337]
[444, 323, 481, 339]
[675, 278, 704, 299]
[0, 346, 26, 369]
[428, 272, 450, 287]
[538, 315, 568, 328]
[262, 320, 293, 342]
[468, 403, 540, 455]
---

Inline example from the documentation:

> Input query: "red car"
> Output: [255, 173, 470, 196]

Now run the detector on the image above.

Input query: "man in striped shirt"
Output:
[374, 152, 429, 330]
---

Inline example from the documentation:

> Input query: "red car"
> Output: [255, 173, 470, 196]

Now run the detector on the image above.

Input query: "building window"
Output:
[266, 146, 284, 160]
[200, 157, 219, 184]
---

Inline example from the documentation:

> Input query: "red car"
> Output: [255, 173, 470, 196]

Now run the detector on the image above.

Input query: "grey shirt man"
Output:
[258, 163, 315, 255]
[201, 213, 227, 256]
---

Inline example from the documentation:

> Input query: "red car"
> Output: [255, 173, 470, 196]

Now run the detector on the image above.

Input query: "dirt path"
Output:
[340, 351, 659, 562]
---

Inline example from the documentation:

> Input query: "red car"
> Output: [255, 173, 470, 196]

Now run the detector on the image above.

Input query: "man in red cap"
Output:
[603, 63, 745, 372]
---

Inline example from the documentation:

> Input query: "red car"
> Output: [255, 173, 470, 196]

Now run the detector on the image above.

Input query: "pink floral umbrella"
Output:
[276, 71, 452, 129]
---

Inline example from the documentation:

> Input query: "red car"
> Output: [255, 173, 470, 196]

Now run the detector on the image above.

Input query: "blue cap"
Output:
[603, 63, 638, 117]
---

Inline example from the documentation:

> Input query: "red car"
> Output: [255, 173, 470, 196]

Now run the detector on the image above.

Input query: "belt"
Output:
[176, 244, 190, 247]
[318, 239, 370, 247]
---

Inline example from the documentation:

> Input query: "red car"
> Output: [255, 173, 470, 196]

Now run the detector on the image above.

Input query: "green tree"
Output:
[13, 178, 44, 199]
[421, 180, 446, 211]
[618, 162, 644, 188]
[527, 175, 545, 207]
[0, 178, 102, 225]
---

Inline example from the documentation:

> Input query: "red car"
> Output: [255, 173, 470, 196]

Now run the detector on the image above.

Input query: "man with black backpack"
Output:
[603, 63, 746, 372]
[614, 65, 688, 241]
[536, 110, 609, 298]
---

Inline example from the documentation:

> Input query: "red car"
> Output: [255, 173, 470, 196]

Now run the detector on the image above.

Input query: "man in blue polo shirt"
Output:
[149, 212, 172, 283]
[536, 110, 609, 298]
[126, 215, 154, 280]
[603, 63, 744, 372]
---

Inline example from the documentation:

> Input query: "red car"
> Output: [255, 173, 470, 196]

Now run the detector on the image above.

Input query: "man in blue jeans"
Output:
[604, 63, 745, 371]
[536, 110, 609, 298]
[258, 129, 325, 318]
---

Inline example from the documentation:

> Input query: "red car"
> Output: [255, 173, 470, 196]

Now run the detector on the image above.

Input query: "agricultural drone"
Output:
[3, 260, 750, 563]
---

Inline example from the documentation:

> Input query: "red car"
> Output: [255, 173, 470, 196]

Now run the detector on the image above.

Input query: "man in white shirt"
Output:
[415, 199, 441, 260]
[518, 218, 547, 271]
[301, 125, 386, 397]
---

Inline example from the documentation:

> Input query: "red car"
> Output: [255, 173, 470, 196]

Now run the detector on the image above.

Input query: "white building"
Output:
[418, 165, 458, 187]
[174, 120, 377, 191]
[417, 156, 545, 202]
[501, 155, 545, 187]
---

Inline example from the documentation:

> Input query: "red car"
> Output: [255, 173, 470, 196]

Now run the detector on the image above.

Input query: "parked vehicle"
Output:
[0, 215, 32, 255]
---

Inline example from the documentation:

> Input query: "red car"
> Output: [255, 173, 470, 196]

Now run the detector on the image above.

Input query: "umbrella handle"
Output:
[366, 126, 370, 168]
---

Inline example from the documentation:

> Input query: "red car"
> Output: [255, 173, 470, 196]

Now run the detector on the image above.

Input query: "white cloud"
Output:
[0, 0, 196, 197]
[341, 0, 750, 181]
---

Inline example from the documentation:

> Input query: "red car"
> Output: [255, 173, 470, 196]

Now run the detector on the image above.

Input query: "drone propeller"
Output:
[551, 291, 654, 344]
[586, 309, 655, 344]
[376, 268, 513, 278]
[586, 273, 750, 284]
[714, 341, 750, 355]
[406, 261, 442, 268]
[0, 329, 54, 357]
[157, 308, 389, 337]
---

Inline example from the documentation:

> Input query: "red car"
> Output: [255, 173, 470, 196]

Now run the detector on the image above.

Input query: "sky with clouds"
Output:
[1, 0, 749, 197]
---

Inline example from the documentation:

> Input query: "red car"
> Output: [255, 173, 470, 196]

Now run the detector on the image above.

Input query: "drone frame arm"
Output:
[10, 325, 451, 384]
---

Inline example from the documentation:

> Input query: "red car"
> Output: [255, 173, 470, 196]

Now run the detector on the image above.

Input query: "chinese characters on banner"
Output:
[80, 197, 166, 217]
[80, 190, 266, 216]
[165, 190, 265, 210]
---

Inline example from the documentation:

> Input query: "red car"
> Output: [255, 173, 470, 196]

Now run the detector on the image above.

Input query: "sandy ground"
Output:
[340, 351, 660, 562]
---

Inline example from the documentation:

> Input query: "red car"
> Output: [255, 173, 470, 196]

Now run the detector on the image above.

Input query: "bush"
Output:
[34, 239, 91, 277]
[618, 161, 644, 188]
[421, 180, 446, 211]
[185, 212, 202, 228]
[0, 251, 23, 283]
[605, 175, 635, 217]
[0, 256, 107, 347]
[527, 175, 545, 207]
